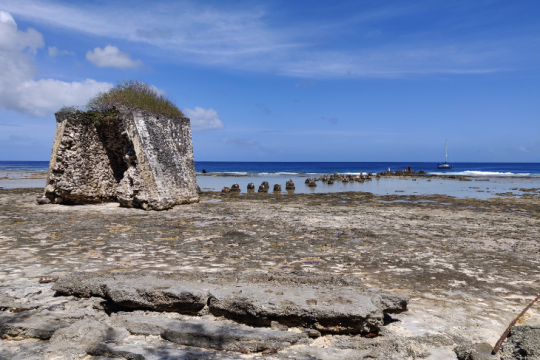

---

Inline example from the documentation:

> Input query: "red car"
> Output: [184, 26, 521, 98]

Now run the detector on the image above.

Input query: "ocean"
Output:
[193, 162, 540, 176]
[1, 161, 539, 176]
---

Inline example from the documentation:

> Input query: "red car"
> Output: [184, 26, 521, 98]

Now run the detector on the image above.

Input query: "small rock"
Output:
[271, 321, 288, 331]
[35, 196, 51, 205]
[286, 179, 295, 189]
[48, 319, 126, 354]
[454, 342, 496, 360]
[302, 327, 321, 338]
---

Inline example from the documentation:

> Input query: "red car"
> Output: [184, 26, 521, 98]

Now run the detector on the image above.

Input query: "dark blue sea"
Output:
[1, 161, 539, 176]
[193, 162, 540, 176]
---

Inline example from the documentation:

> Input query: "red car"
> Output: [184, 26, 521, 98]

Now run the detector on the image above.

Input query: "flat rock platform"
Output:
[1, 188, 540, 359]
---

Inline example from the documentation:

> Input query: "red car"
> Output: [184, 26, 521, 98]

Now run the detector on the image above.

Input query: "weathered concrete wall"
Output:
[44, 108, 199, 210]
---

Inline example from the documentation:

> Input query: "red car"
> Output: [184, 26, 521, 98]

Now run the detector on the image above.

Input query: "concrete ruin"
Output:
[42, 107, 199, 210]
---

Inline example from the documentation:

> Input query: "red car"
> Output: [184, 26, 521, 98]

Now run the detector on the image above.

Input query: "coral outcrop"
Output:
[43, 107, 198, 210]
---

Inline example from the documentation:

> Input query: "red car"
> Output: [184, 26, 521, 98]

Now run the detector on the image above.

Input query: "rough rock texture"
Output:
[52, 271, 408, 335]
[47, 318, 126, 354]
[208, 285, 406, 334]
[43, 107, 198, 210]
[0, 339, 48, 360]
[0, 309, 87, 340]
[161, 318, 307, 351]
[499, 325, 540, 360]
[454, 342, 496, 360]
[52, 273, 209, 314]
[5, 187, 540, 358]
[0, 294, 38, 312]
[88, 336, 241, 360]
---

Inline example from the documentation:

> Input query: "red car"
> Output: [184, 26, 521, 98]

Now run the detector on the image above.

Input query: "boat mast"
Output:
[445, 140, 448, 163]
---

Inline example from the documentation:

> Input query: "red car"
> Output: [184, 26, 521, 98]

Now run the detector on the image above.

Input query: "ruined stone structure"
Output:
[43, 107, 199, 210]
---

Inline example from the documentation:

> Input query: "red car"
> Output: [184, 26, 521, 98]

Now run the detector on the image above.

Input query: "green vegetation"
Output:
[57, 105, 80, 113]
[57, 80, 183, 123]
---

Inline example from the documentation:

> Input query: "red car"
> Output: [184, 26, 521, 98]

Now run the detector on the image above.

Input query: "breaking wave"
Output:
[428, 171, 532, 176]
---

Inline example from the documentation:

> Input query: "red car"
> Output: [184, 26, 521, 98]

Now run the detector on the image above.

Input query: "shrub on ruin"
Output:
[57, 80, 183, 123]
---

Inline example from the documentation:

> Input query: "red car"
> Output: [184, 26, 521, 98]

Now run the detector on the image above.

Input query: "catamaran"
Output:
[437, 140, 453, 169]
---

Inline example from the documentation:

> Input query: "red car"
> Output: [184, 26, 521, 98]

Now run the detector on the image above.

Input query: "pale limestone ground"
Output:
[1, 187, 540, 358]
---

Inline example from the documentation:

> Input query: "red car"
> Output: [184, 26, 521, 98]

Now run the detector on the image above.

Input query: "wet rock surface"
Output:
[1, 187, 540, 358]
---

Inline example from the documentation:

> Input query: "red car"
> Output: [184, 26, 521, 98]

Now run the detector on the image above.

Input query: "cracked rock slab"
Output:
[47, 318, 129, 355]
[0, 339, 49, 360]
[89, 336, 246, 360]
[0, 309, 85, 340]
[208, 284, 407, 334]
[112, 312, 307, 352]
[52, 272, 209, 313]
[161, 318, 307, 352]
[53, 271, 408, 335]
[0, 294, 39, 313]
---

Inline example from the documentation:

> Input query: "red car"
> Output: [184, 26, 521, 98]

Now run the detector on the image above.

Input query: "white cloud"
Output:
[1, 1, 537, 78]
[48, 46, 73, 56]
[86, 45, 142, 69]
[0, 10, 16, 26]
[0, 12, 111, 116]
[0, 11, 43, 52]
[183, 107, 224, 131]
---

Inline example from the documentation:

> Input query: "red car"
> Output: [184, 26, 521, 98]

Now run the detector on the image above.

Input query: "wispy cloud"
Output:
[222, 136, 262, 152]
[2, 0, 536, 78]
[9, 134, 32, 141]
[48, 46, 73, 57]
[256, 129, 374, 136]
[136, 28, 172, 40]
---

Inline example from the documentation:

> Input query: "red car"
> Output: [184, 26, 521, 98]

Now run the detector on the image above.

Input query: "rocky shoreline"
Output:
[1, 187, 540, 359]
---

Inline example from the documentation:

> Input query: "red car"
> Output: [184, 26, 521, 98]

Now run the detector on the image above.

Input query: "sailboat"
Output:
[437, 140, 453, 169]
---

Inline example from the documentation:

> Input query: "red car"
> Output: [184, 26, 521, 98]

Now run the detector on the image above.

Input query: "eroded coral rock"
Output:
[52, 271, 408, 335]
[43, 107, 199, 210]
[499, 326, 540, 360]
[286, 179, 295, 189]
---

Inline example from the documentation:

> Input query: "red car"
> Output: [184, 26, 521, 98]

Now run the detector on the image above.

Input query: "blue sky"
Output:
[0, 0, 539, 162]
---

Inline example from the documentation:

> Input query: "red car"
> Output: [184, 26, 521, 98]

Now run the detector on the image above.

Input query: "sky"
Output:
[0, 0, 539, 162]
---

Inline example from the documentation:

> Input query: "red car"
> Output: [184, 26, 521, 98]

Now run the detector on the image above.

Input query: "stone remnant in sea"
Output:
[40, 107, 199, 210]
